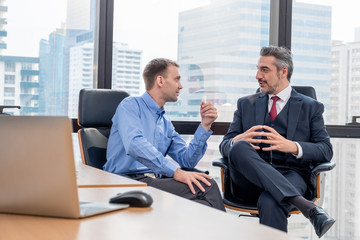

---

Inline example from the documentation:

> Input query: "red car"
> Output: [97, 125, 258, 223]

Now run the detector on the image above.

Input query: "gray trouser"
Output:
[229, 141, 308, 232]
[133, 176, 226, 212]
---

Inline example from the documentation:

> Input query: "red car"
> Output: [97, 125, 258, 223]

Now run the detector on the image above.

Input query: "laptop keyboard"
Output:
[79, 201, 128, 217]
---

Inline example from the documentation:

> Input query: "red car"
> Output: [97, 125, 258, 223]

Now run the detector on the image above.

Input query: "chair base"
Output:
[223, 193, 301, 216]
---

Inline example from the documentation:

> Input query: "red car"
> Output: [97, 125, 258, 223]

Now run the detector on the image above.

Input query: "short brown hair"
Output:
[143, 58, 179, 90]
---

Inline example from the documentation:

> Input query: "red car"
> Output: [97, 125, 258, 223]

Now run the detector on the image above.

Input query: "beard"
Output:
[261, 83, 278, 94]
[258, 73, 281, 94]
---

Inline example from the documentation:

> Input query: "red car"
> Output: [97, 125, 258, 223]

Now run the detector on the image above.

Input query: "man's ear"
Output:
[156, 75, 164, 88]
[281, 67, 288, 79]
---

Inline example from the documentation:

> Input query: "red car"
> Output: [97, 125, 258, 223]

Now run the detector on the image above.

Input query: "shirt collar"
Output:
[141, 92, 165, 117]
[268, 84, 292, 102]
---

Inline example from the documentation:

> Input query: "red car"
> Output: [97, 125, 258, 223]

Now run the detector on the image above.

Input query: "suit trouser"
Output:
[229, 141, 308, 232]
[132, 175, 226, 212]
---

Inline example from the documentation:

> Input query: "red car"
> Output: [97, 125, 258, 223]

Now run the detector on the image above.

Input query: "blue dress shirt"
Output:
[104, 92, 212, 177]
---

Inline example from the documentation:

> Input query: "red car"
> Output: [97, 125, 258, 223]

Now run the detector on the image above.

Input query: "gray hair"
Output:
[260, 46, 293, 81]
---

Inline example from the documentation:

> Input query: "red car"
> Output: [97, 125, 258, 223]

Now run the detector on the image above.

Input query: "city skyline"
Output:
[2, 0, 360, 59]
[1, 0, 359, 121]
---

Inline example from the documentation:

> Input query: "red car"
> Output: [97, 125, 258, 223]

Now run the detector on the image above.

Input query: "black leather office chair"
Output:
[213, 86, 336, 215]
[77, 88, 129, 169]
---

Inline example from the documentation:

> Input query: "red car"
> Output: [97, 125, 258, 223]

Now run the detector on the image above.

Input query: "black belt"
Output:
[126, 173, 156, 179]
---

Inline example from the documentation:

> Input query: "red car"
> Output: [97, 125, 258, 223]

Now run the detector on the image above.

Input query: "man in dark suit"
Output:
[219, 46, 335, 238]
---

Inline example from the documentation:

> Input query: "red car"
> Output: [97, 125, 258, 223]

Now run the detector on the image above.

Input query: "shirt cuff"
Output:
[162, 160, 179, 177]
[293, 142, 303, 159]
[194, 124, 212, 142]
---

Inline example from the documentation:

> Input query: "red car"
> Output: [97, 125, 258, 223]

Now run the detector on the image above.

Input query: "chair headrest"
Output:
[292, 86, 317, 100]
[256, 86, 317, 100]
[78, 89, 129, 128]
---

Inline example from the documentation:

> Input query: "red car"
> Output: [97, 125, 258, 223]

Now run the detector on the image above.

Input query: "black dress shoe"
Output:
[309, 206, 335, 238]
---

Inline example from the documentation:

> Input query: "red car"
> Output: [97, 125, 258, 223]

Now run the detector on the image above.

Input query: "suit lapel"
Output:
[287, 89, 303, 140]
[255, 94, 268, 125]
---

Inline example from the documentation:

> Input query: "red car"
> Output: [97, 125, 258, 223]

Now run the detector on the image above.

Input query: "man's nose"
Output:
[256, 70, 262, 80]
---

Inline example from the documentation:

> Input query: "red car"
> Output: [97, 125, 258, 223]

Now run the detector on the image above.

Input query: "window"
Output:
[4, 75, 15, 84]
[4, 87, 15, 97]
[1, 0, 94, 117]
[4, 99, 15, 105]
[5, 61, 15, 72]
[292, 1, 360, 239]
[21, 63, 32, 70]
[113, 0, 270, 122]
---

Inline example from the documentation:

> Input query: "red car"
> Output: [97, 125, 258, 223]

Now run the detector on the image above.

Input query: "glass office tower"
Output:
[67, 42, 143, 118]
[171, 0, 269, 121]
[38, 27, 66, 116]
[170, 0, 331, 123]
[291, 1, 332, 122]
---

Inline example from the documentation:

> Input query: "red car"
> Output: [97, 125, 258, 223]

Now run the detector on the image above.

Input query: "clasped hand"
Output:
[232, 125, 298, 155]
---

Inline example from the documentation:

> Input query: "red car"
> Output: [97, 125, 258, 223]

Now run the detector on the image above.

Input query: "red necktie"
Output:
[269, 96, 280, 121]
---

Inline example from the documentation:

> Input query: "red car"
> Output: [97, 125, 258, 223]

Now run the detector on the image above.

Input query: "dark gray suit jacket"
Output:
[219, 88, 333, 171]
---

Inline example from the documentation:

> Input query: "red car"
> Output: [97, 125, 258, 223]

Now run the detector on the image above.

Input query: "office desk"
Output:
[0, 187, 299, 240]
[76, 162, 146, 188]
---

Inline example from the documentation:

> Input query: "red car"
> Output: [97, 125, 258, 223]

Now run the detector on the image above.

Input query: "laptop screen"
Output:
[0, 116, 82, 218]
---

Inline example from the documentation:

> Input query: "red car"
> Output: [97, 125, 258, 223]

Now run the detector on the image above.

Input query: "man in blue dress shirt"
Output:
[104, 58, 225, 211]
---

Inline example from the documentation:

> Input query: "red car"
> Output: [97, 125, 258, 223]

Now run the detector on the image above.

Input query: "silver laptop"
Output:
[0, 115, 128, 218]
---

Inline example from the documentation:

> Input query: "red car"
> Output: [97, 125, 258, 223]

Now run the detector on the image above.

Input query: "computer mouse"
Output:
[109, 190, 153, 208]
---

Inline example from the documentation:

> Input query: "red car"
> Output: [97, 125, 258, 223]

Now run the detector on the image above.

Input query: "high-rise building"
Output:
[38, 26, 66, 116]
[63, 0, 95, 116]
[37, 0, 94, 116]
[0, 1, 39, 116]
[0, 56, 39, 115]
[173, 0, 269, 121]
[173, 0, 331, 122]
[330, 40, 360, 124]
[67, 42, 143, 118]
[112, 42, 143, 96]
[0, 0, 7, 54]
[67, 42, 94, 118]
[39, 0, 143, 118]
[291, 1, 332, 122]
[355, 27, 360, 42]
[327, 39, 360, 238]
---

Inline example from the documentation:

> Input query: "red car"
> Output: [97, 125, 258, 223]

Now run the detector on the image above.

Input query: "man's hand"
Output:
[258, 125, 298, 155]
[200, 102, 217, 131]
[232, 125, 265, 150]
[173, 168, 212, 194]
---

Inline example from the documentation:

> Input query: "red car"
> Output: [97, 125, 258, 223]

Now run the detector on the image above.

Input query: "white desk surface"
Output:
[76, 162, 146, 188]
[0, 186, 300, 240]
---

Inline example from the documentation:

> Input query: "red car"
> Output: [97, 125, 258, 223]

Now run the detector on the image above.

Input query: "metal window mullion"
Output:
[269, 0, 292, 49]
[94, 0, 114, 89]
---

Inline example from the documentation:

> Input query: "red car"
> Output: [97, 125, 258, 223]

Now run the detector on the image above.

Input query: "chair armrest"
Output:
[181, 167, 209, 175]
[0, 105, 21, 114]
[311, 162, 336, 176]
[212, 157, 228, 173]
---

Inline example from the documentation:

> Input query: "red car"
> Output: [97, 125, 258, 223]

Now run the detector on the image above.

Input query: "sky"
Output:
[3, 0, 360, 59]
[298, 0, 360, 42]
[5, 0, 67, 57]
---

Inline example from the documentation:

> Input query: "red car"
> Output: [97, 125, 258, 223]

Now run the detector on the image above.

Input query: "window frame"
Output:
[87, 0, 360, 138]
